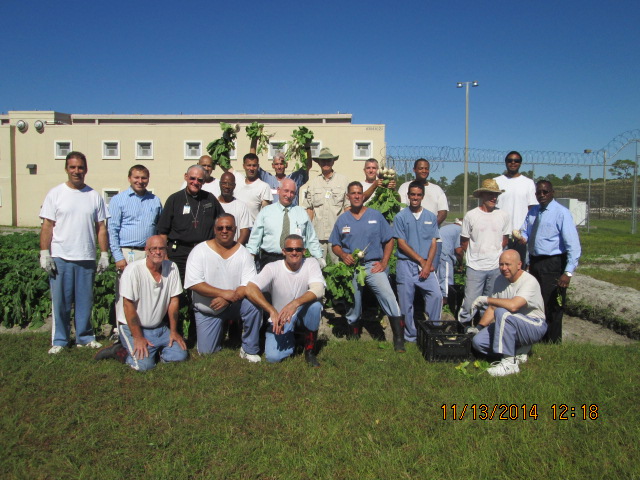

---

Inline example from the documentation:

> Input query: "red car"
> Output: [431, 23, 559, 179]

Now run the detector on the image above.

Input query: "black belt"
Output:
[260, 249, 284, 260]
[169, 239, 198, 249]
[530, 253, 565, 260]
[122, 246, 145, 251]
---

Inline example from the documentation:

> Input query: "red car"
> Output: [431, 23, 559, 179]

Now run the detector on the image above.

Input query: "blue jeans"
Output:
[396, 259, 443, 342]
[119, 324, 188, 371]
[265, 301, 322, 363]
[194, 298, 262, 355]
[346, 261, 401, 324]
[459, 267, 500, 324]
[472, 308, 547, 357]
[50, 258, 96, 347]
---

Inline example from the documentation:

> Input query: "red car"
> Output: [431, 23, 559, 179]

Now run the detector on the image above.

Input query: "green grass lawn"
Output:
[1, 333, 639, 479]
[579, 219, 639, 263]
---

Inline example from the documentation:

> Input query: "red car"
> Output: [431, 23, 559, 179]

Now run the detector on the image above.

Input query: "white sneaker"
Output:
[239, 347, 261, 363]
[487, 357, 520, 377]
[77, 340, 102, 349]
[515, 345, 531, 364]
[48, 345, 64, 355]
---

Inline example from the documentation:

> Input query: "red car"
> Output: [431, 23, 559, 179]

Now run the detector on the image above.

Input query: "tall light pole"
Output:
[457, 80, 479, 214]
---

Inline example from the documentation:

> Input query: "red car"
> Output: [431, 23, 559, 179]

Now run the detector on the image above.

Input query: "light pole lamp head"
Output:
[456, 82, 463, 88]
[472, 81, 479, 87]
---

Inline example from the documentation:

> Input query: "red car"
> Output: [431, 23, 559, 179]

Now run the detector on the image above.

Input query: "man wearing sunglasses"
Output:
[157, 165, 224, 282]
[495, 151, 538, 265]
[184, 214, 262, 362]
[517, 180, 581, 343]
[247, 178, 323, 270]
[245, 234, 325, 366]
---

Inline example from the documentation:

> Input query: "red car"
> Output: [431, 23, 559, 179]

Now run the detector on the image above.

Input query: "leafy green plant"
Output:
[245, 122, 273, 155]
[285, 126, 313, 171]
[0, 233, 51, 328]
[323, 249, 366, 306]
[206, 122, 240, 170]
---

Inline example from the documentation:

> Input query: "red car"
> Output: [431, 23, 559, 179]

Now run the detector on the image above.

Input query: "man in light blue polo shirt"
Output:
[247, 178, 323, 270]
[108, 165, 163, 273]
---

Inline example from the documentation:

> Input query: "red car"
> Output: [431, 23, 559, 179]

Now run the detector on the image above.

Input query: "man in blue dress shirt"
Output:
[518, 180, 581, 343]
[247, 178, 323, 270]
[108, 165, 163, 273]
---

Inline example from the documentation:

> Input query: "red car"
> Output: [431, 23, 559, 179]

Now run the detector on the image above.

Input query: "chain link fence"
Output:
[383, 130, 640, 229]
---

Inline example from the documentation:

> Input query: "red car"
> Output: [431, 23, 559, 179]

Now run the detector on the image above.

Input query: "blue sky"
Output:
[2, 0, 638, 180]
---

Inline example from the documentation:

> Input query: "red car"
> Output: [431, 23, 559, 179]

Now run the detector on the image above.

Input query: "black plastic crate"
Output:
[416, 319, 472, 362]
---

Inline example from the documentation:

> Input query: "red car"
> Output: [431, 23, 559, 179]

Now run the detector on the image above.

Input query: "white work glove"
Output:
[316, 257, 327, 269]
[40, 250, 57, 275]
[97, 252, 110, 274]
[471, 296, 488, 312]
[465, 326, 480, 335]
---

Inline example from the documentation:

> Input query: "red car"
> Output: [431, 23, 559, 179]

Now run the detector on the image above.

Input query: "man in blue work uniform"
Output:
[329, 182, 405, 352]
[393, 181, 443, 343]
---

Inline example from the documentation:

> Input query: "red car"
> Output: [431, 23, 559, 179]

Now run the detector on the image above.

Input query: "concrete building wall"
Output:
[2, 111, 386, 226]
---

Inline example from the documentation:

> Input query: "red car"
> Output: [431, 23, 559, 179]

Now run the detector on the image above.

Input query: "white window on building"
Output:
[54, 141, 72, 159]
[136, 141, 153, 159]
[102, 141, 120, 160]
[184, 141, 202, 160]
[269, 141, 286, 159]
[102, 189, 120, 210]
[354, 141, 373, 159]
[310, 141, 322, 158]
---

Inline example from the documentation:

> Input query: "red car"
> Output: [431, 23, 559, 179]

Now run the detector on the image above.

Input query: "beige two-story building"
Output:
[0, 111, 386, 226]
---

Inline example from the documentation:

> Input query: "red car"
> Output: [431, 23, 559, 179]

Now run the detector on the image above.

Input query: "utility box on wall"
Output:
[557, 198, 587, 226]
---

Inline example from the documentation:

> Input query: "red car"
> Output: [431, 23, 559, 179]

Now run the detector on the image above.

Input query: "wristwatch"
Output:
[564, 271, 573, 277]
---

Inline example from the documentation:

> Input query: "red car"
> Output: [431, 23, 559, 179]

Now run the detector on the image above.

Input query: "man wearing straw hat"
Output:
[458, 179, 511, 325]
[303, 147, 348, 265]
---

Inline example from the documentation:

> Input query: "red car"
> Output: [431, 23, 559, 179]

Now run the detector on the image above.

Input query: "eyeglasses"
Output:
[536, 189, 551, 195]
[215, 226, 234, 231]
[506, 158, 522, 164]
[283, 247, 305, 253]
[188, 176, 205, 183]
[148, 247, 167, 252]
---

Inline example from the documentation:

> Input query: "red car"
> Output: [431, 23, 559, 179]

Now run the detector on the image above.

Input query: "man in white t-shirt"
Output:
[398, 158, 448, 225]
[39, 151, 109, 354]
[361, 158, 396, 205]
[95, 235, 188, 371]
[184, 214, 262, 361]
[494, 151, 537, 264]
[470, 250, 547, 377]
[459, 179, 510, 324]
[245, 234, 325, 367]
[217, 172, 252, 245]
[234, 153, 273, 223]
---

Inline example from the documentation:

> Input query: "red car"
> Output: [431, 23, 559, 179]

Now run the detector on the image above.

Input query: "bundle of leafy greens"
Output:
[206, 122, 240, 170]
[367, 166, 404, 223]
[245, 122, 273, 155]
[323, 249, 367, 306]
[285, 126, 314, 171]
